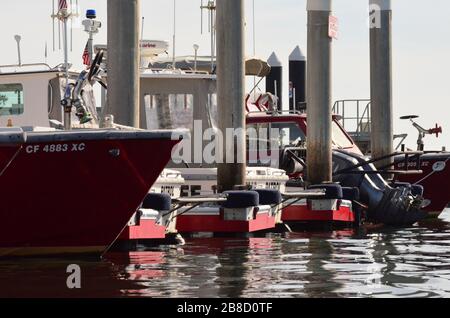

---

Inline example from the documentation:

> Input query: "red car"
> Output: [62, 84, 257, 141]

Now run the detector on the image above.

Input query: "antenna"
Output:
[52, 0, 55, 51]
[252, 0, 256, 56]
[51, 0, 79, 53]
[45, 42, 48, 64]
[252, 0, 256, 97]
[172, 0, 177, 69]
[141, 17, 145, 40]
[70, 0, 73, 51]
[200, 0, 216, 72]
[200, 0, 203, 34]
[193, 44, 199, 72]
[14, 35, 22, 66]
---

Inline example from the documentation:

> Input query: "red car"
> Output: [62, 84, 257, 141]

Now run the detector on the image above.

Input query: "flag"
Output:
[82, 41, 91, 66]
[58, 0, 68, 11]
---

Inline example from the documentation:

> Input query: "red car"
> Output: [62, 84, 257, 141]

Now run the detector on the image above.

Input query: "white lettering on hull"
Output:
[25, 143, 86, 154]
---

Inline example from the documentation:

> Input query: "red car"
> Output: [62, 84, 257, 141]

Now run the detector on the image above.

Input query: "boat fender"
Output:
[309, 184, 343, 199]
[255, 189, 282, 205]
[142, 193, 172, 211]
[342, 187, 360, 201]
[222, 191, 259, 209]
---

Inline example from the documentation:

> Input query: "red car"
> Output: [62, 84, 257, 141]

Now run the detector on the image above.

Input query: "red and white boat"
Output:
[0, 63, 181, 257]
[333, 100, 450, 218]
[173, 168, 285, 234]
[125, 58, 363, 229]
[246, 107, 361, 227]
[116, 169, 185, 244]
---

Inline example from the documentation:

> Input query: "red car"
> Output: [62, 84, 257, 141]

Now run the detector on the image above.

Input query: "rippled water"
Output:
[1, 210, 450, 298]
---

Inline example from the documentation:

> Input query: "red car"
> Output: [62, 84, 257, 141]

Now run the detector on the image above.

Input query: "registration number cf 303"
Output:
[25, 143, 86, 154]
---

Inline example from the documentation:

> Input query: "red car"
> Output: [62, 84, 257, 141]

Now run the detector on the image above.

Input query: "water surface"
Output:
[1, 210, 450, 298]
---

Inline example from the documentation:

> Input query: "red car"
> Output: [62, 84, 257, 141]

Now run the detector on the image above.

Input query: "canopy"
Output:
[245, 58, 271, 77]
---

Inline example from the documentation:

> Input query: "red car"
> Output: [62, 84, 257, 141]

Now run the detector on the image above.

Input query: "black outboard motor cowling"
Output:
[332, 150, 427, 226]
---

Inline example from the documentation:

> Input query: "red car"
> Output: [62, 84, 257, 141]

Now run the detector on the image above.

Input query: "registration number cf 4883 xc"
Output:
[25, 143, 86, 154]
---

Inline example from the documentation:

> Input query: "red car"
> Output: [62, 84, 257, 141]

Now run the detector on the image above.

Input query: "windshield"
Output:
[332, 121, 354, 148]
[247, 121, 306, 148]
[247, 120, 353, 149]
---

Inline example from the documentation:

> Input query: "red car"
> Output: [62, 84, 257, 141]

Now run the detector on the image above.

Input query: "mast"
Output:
[172, 0, 177, 69]
[200, 1, 216, 72]
[51, 0, 79, 130]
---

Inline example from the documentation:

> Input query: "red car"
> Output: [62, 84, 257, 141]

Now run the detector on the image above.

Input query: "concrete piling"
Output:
[306, 0, 333, 185]
[106, 0, 141, 127]
[216, 0, 246, 192]
[369, 0, 394, 171]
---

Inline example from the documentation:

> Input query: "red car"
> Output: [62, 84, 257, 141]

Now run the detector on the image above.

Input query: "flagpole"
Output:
[52, 0, 56, 51]
[59, 1, 71, 130]
[70, 0, 73, 51]
[63, 15, 69, 86]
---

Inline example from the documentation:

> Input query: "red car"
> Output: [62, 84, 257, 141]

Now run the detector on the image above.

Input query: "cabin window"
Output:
[144, 94, 193, 130]
[248, 122, 306, 148]
[271, 122, 306, 147]
[0, 83, 24, 116]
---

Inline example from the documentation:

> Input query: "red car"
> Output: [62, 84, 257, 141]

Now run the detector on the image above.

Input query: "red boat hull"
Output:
[0, 131, 179, 257]
[282, 201, 355, 223]
[396, 153, 450, 217]
[176, 210, 276, 233]
[118, 219, 166, 241]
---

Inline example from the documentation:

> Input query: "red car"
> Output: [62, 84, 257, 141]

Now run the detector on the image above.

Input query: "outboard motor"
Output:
[332, 150, 427, 226]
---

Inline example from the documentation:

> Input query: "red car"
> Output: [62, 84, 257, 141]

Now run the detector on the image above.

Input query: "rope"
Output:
[0, 145, 23, 177]
[414, 156, 450, 185]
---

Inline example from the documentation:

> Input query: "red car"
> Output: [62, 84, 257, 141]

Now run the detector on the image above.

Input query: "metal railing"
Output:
[332, 99, 372, 141]
[0, 63, 53, 73]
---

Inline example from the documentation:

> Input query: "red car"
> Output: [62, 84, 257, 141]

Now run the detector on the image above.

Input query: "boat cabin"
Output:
[0, 64, 98, 129]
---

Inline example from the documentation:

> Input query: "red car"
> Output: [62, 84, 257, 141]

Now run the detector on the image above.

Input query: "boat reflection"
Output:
[1, 212, 449, 298]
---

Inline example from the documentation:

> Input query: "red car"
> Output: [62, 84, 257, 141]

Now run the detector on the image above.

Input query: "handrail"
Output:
[247, 110, 304, 116]
[332, 99, 371, 140]
[0, 63, 53, 72]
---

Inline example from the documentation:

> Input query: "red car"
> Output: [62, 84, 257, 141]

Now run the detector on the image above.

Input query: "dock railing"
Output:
[332, 99, 372, 141]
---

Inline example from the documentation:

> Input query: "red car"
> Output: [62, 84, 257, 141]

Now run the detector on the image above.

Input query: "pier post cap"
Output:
[267, 52, 282, 67]
[289, 46, 306, 62]
[307, 0, 332, 11]
[369, 0, 392, 10]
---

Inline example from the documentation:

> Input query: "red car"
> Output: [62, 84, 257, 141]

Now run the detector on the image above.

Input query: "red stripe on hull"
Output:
[118, 219, 166, 240]
[0, 138, 178, 255]
[282, 205, 355, 223]
[176, 212, 276, 233]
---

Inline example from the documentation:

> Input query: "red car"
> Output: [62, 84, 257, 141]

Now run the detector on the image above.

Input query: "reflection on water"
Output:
[1, 210, 450, 298]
